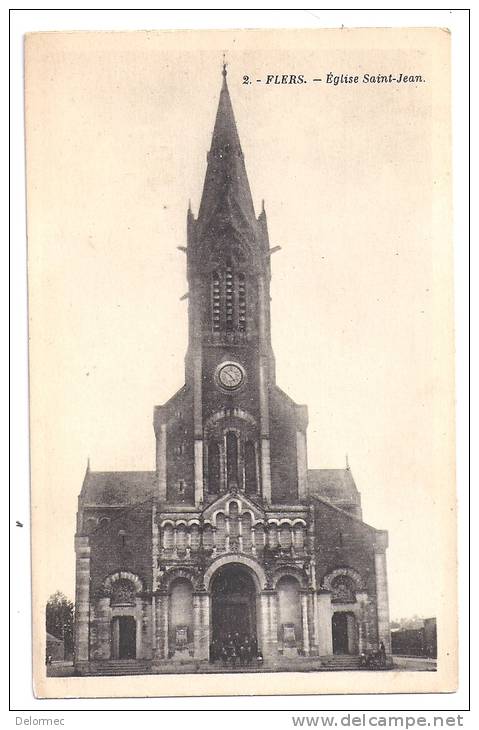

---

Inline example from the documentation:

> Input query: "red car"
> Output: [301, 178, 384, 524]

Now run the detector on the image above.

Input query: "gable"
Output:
[202, 491, 265, 523]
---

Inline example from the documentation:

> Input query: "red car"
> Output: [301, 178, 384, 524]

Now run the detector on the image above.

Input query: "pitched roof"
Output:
[80, 470, 156, 506]
[307, 468, 360, 505]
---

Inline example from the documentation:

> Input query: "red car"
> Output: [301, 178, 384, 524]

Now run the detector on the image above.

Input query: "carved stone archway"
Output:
[159, 566, 199, 592]
[103, 570, 143, 595]
[203, 554, 267, 592]
[272, 565, 309, 590]
[322, 567, 364, 592]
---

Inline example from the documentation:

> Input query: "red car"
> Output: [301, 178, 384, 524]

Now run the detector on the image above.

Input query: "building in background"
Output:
[391, 618, 437, 659]
[74, 66, 391, 675]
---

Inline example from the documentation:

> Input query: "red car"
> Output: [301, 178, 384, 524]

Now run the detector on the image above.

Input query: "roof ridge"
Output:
[310, 495, 378, 532]
[85, 496, 154, 535]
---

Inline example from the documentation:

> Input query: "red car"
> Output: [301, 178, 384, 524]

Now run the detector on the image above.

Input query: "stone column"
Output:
[307, 591, 318, 655]
[374, 531, 391, 654]
[193, 592, 210, 660]
[312, 590, 319, 654]
[135, 598, 143, 659]
[157, 422, 167, 501]
[258, 276, 272, 503]
[356, 591, 368, 654]
[225, 515, 230, 552]
[261, 591, 278, 663]
[111, 616, 120, 659]
[193, 349, 204, 505]
[74, 536, 91, 669]
[301, 591, 310, 656]
[151, 593, 157, 658]
[173, 525, 178, 559]
[316, 590, 333, 655]
[96, 596, 111, 659]
[153, 590, 169, 662]
[140, 597, 152, 659]
[260, 591, 272, 662]
[269, 591, 278, 655]
[260, 437, 272, 503]
[194, 439, 204, 505]
[152, 503, 160, 590]
[296, 429, 308, 501]
[238, 516, 243, 553]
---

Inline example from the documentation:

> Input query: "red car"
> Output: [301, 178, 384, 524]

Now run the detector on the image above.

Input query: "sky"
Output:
[25, 28, 454, 624]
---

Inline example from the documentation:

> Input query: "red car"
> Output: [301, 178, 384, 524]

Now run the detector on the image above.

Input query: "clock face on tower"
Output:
[216, 362, 245, 391]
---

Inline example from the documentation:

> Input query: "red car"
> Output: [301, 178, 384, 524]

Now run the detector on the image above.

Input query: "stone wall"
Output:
[88, 503, 153, 596]
[312, 498, 378, 597]
[269, 388, 299, 503]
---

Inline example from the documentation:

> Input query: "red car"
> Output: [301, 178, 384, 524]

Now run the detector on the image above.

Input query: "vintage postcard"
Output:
[25, 27, 456, 698]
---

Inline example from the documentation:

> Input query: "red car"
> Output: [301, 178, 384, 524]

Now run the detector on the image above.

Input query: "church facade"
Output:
[74, 68, 391, 674]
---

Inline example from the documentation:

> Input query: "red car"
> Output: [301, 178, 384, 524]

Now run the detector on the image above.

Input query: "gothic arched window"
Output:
[176, 524, 187, 553]
[293, 523, 305, 551]
[216, 513, 226, 551]
[268, 523, 279, 549]
[242, 512, 253, 551]
[229, 501, 239, 549]
[163, 524, 174, 550]
[279, 524, 292, 550]
[190, 524, 200, 551]
[208, 440, 221, 493]
[226, 431, 239, 489]
[244, 440, 257, 494]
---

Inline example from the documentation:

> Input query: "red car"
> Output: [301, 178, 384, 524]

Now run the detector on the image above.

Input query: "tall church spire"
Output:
[196, 64, 257, 234]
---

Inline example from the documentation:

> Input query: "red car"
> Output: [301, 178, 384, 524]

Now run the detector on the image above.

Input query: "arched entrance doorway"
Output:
[332, 611, 358, 655]
[111, 616, 136, 659]
[211, 564, 258, 646]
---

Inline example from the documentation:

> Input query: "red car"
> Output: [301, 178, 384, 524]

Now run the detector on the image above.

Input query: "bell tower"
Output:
[154, 65, 307, 508]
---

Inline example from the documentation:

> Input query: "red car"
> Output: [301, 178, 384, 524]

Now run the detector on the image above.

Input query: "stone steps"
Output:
[319, 655, 362, 670]
[88, 660, 152, 676]
[84, 655, 366, 676]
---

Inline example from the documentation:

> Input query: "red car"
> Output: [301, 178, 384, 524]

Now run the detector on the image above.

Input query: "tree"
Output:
[46, 592, 74, 656]
[391, 615, 425, 630]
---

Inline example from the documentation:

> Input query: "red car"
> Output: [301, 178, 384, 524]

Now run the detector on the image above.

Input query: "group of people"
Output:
[359, 640, 387, 669]
[210, 632, 263, 667]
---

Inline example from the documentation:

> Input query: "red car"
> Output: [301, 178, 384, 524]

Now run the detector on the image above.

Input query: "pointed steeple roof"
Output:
[197, 64, 257, 235]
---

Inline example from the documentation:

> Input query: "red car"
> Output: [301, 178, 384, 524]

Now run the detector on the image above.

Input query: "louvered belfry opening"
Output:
[211, 263, 247, 334]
